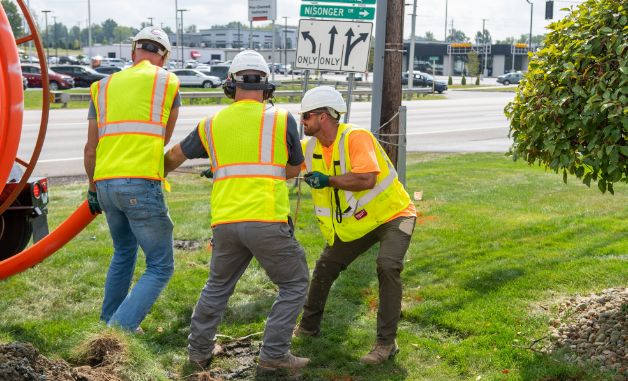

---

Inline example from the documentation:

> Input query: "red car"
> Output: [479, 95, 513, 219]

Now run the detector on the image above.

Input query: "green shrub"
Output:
[461, 75, 466, 85]
[448, 76, 453, 85]
[505, 0, 627, 194]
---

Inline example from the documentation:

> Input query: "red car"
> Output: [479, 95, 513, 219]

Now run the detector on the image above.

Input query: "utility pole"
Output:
[283, 16, 288, 71]
[525, 0, 533, 50]
[178, 9, 188, 67]
[52, 16, 58, 59]
[87, 0, 92, 59]
[444, 0, 448, 41]
[148, 17, 154, 26]
[407, 0, 417, 90]
[175, 0, 179, 65]
[42, 10, 51, 60]
[380, 0, 404, 166]
[481, 18, 488, 77]
[271, 20, 275, 81]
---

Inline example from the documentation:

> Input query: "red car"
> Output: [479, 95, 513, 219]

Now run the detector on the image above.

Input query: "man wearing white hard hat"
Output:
[164, 50, 309, 371]
[84, 26, 180, 332]
[294, 86, 416, 365]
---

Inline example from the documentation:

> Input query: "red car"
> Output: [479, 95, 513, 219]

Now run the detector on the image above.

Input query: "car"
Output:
[497, 72, 523, 85]
[171, 69, 221, 88]
[50, 65, 107, 88]
[21, 64, 75, 90]
[22, 75, 28, 90]
[57, 55, 80, 65]
[346, 73, 364, 81]
[268, 63, 287, 74]
[402, 72, 448, 93]
[205, 65, 230, 82]
[94, 66, 123, 76]
[98, 58, 126, 68]
[197, 70, 224, 85]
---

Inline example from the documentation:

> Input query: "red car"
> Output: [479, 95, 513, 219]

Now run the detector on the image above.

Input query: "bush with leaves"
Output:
[448, 76, 453, 85]
[461, 75, 466, 85]
[505, 0, 627, 194]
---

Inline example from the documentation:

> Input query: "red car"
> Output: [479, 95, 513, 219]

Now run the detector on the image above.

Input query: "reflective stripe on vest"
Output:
[205, 107, 282, 178]
[97, 68, 170, 137]
[338, 127, 397, 215]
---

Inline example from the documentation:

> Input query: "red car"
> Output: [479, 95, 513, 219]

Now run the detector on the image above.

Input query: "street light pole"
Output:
[283, 16, 288, 71]
[178, 9, 188, 68]
[52, 16, 58, 59]
[42, 10, 51, 60]
[525, 0, 533, 50]
[87, 0, 92, 59]
[406, 0, 417, 90]
[482, 18, 488, 77]
[444, 0, 448, 41]
[175, 0, 179, 66]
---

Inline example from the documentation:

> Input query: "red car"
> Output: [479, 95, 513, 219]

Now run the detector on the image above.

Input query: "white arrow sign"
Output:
[295, 19, 373, 72]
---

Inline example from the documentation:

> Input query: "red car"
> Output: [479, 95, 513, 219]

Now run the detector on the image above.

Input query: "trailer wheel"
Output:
[0, 214, 32, 260]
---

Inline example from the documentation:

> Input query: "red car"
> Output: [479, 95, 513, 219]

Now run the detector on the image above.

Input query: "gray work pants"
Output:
[300, 216, 416, 344]
[188, 221, 309, 362]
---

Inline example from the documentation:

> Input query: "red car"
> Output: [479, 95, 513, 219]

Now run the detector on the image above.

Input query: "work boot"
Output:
[188, 344, 224, 371]
[258, 352, 310, 371]
[293, 324, 320, 337]
[359, 341, 399, 365]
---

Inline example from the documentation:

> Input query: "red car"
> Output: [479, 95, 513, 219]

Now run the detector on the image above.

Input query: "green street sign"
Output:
[300, 4, 375, 20]
[302, 0, 376, 4]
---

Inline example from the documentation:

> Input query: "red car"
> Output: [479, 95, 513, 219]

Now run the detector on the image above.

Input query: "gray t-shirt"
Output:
[88, 92, 181, 119]
[180, 112, 304, 166]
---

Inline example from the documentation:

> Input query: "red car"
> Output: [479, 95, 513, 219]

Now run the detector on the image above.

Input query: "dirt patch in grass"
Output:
[0, 341, 121, 381]
[175, 239, 205, 251]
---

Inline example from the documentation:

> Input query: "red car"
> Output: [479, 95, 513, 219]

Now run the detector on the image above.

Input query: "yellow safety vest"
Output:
[198, 100, 290, 226]
[91, 59, 179, 181]
[303, 124, 411, 245]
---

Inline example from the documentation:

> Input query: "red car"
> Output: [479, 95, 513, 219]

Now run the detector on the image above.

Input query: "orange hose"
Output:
[0, 4, 24, 194]
[0, 202, 98, 280]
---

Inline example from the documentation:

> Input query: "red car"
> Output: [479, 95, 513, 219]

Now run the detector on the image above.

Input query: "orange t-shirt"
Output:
[309, 130, 416, 220]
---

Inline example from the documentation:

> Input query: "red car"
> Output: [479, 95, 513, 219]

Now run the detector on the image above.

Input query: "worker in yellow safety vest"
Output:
[294, 86, 417, 365]
[83, 26, 180, 333]
[164, 50, 310, 372]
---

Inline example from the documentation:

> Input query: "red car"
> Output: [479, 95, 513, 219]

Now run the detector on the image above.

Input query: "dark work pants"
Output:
[300, 216, 415, 344]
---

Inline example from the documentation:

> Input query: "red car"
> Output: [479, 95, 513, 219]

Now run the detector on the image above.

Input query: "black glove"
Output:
[200, 168, 213, 178]
[303, 171, 330, 189]
[87, 190, 102, 215]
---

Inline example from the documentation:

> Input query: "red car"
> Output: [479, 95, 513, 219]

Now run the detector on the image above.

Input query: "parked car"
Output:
[50, 65, 106, 87]
[21, 64, 75, 90]
[171, 69, 221, 88]
[496, 72, 523, 85]
[206, 65, 230, 82]
[57, 55, 80, 65]
[197, 70, 224, 85]
[94, 66, 123, 76]
[402, 72, 448, 93]
[98, 58, 126, 68]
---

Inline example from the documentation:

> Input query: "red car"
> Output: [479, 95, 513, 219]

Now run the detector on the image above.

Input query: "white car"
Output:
[171, 69, 221, 88]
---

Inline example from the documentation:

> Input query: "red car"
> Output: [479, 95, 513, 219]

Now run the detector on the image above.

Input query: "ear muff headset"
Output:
[222, 74, 276, 101]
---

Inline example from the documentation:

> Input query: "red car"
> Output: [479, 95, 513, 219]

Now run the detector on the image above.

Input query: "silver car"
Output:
[171, 69, 221, 88]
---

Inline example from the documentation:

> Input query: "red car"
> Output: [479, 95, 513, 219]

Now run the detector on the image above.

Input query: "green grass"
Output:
[1, 153, 626, 380]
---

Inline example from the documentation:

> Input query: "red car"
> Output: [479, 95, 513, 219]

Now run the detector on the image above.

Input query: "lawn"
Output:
[0, 153, 626, 380]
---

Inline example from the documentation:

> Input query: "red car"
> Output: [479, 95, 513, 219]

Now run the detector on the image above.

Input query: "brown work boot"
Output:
[188, 344, 224, 371]
[258, 352, 310, 371]
[293, 324, 320, 337]
[359, 341, 399, 365]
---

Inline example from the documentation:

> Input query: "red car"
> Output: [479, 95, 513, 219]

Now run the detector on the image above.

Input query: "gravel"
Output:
[548, 287, 627, 379]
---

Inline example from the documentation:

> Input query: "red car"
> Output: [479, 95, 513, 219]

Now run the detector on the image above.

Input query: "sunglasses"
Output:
[302, 111, 325, 120]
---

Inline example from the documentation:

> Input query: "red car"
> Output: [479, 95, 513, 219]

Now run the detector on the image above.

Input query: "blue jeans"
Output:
[96, 178, 174, 331]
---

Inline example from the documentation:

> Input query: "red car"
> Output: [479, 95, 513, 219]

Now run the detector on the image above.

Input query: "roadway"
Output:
[18, 90, 515, 178]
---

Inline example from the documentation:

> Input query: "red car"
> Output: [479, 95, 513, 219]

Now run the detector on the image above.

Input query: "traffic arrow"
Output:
[301, 31, 317, 54]
[359, 9, 370, 18]
[328, 26, 338, 54]
[344, 28, 369, 66]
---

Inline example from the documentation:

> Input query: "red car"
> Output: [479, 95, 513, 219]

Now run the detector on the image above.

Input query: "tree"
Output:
[467, 51, 480, 77]
[101, 19, 118, 44]
[162, 26, 174, 34]
[516, 33, 545, 46]
[186, 24, 197, 33]
[424, 31, 436, 41]
[505, 0, 627, 194]
[474, 29, 492, 45]
[1, 0, 23, 37]
[446, 28, 469, 43]
[496, 36, 515, 45]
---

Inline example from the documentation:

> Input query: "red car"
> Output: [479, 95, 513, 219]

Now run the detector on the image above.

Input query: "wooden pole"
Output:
[379, 0, 404, 167]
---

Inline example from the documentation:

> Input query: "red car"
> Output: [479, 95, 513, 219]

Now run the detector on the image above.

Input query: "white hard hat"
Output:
[133, 27, 171, 54]
[300, 86, 347, 114]
[229, 50, 270, 77]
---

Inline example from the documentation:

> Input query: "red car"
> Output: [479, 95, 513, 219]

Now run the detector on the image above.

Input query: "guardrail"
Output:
[51, 87, 434, 107]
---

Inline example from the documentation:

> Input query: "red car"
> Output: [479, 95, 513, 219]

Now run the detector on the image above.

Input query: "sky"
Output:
[21, 0, 586, 41]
